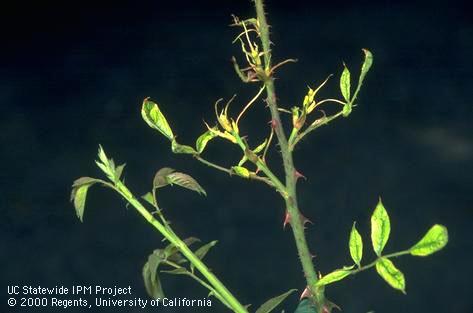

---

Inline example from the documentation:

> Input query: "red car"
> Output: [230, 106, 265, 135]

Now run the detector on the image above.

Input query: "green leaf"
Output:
[255, 289, 296, 313]
[141, 192, 157, 207]
[342, 102, 352, 117]
[253, 138, 268, 154]
[194, 240, 218, 260]
[95, 145, 116, 181]
[164, 237, 200, 259]
[172, 138, 197, 154]
[114, 163, 126, 182]
[349, 222, 363, 266]
[141, 97, 174, 140]
[143, 249, 166, 299]
[410, 224, 448, 256]
[153, 167, 176, 189]
[294, 299, 317, 313]
[196, 129, 217, 154]
[232, 166, 251, 178]
[191, 240, 218, 273]
[315, 266, 354, 287]
[371, 198, 391, 256]
[166, 172, 207, 196]
[340, 64, 351, 102]
[375, 257, 406, 294]
[162, 268, 189, 275]
[70, 177, 100, 222]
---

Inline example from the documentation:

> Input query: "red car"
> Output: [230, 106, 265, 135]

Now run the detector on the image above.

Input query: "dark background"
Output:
[2, 0, 472, 312]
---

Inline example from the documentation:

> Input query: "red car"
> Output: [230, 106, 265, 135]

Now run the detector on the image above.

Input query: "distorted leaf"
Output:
[359, 49, 373, 87]
[166, 172, 207, 196]
[190, 240, 218, 273]
[114, 163, 126, 182]
[164, 237, 200, 259]
[253, 138, 268, 154]
[238, 155, 248, 167]
[316, 266, 354, 287]
[196, 129, 217, 154]
[375, 257, 406, 293]
[294, 299, 317, 313]
[153, 167, 175, 189]
[70, 177, 100, 222]
[161, 268, 189, 275]
[95, 145, 116, 181]
[371, 198, 390, 256]
[232, 166, 251, 178]
[349, 222, 363, 266]
[410, 224, 448, 256]
[342, 102, 352, 117]
[340, 64, 351, 102]
[254, 289, 297, 313]
[172, 139, 198, 154]
[141, 192, 157, 207]
[141, 98, 174, 140]
[194, 240, 218, 260]
[143, 249, 166, 299]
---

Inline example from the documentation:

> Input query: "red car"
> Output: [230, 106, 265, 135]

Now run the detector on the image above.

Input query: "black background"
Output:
[2, 0, 472, 312]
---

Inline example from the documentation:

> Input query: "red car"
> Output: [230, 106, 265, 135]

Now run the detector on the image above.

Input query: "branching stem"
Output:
[254, 0, 325, 308]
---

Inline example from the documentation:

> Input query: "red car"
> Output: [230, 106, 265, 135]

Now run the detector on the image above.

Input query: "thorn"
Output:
[300, 213, 313, 228]
[299, 286, 312, 300]
[283, 211, 291, 229]
[269, 119, 278, 129]
[294, 169, 307, 181]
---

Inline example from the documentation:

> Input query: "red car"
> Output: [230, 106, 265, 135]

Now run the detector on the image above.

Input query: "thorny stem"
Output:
[254, 0, 325, 308]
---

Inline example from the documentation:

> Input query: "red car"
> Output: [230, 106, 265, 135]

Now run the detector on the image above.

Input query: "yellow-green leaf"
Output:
[349, 222, 363, 266]
[410, 224, 448, 256]
[141, 192, 157, 207]
[232, 166, 251, 178]
[315, 266, 354, 287]
[359, 49, 373, 86]
[371, 198, 390, 256]
[375, 257, 406, 294]
[340, 64, 351, 102]
[196, 129, 217, 154]
[141, 98, 174, 140]
[255, 289, 297, 313]
[172, 139, 197, 154]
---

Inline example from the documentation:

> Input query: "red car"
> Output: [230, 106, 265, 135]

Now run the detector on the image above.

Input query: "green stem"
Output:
[195, 154, 274, 187]
[290, 111, 344, 150]
[113, 181, 248, 313]
[351, 250, 411, 274]
[254, 0, 324, 307]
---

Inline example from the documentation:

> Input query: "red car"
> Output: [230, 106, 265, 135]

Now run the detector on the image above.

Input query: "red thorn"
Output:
[269, 119, 278, 129]
[283, 211, 291, 229]
[299, 286, 312, 300]
[295, 170, 307, 180]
